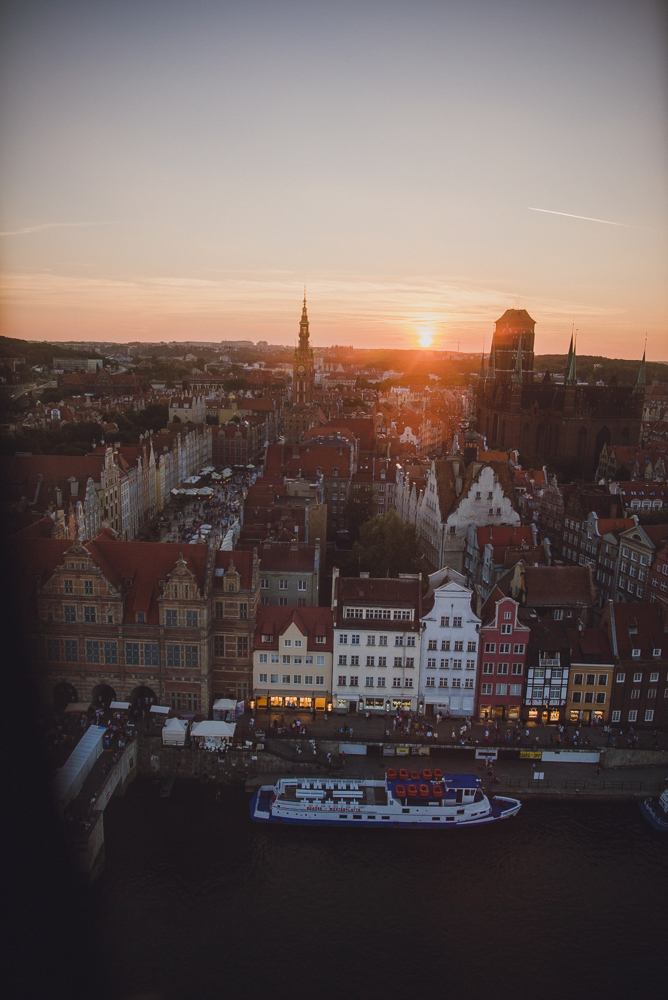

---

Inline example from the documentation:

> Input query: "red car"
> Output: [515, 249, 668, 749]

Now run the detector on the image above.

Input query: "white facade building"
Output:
[419, 567, 481, 718]
[331, 569, 423, 715]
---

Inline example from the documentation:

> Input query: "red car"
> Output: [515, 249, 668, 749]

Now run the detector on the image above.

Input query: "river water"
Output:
[96, 779, 667, 1000]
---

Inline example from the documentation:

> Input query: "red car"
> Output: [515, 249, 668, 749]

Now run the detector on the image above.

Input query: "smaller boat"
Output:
[639, 788, 668, 831]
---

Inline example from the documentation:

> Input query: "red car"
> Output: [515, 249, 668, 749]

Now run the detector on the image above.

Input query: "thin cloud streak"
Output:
[0, 222, 120, 237]
[527, 207, 633, 228]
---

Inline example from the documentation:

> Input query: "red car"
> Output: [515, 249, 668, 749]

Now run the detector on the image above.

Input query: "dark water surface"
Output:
[96, 779, 667, 1000]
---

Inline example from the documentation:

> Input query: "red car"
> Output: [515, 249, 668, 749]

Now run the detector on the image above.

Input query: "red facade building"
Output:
[476, 592, 530, 723]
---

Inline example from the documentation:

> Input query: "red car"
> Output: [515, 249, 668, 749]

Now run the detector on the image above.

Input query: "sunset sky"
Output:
[1, 0, 666, 359]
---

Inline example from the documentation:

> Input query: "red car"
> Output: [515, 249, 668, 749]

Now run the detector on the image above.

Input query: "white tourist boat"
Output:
[639, 788, 668, 832]
[250, 768, 521, 828]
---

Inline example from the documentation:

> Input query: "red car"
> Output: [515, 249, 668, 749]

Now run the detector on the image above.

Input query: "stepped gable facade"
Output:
[6, 531, 259, 713]
[476, 309, 644, 475]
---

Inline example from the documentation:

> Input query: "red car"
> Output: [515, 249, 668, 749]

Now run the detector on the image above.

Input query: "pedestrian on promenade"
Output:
[327, 752, 332, 764]
[341, 751, 346, 766]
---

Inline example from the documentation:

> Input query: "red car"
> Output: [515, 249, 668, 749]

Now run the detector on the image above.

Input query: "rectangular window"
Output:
[586, 674, 596, 686]
[86, 640, 100, 664]
[283, 655, 291, 665]
[628, 710, 637, 722]
[46, 639, 60, 661]
[165, 609, 178, 627]
[351, 635, 360, 645]
[513, 644, 525, 654]
[166, 644, 181, 668]
[185, 610, 199, 628]
[298, 580, 307, 591]
[339, 634, 348, 644]
[279, 579, 288, 590]
[453, 617, 462, 627]
[316, 656, 325, 666]
[338, 675, 347, 687]
[501, 624, 512, 634]
[495, 684, 507, 696]
[484, 643, 496, 653]
[647, 689, 656, 699]
[394, 636, 403, 646]
[572, 691, 582, 703]
[185, 646, 198, 668]
[633, 672, 642, 683]
[214, 635, 225, 657]
[616, 672, 625, 683]
[595, 692, 606, 704]
[63, 579, 73, 595]
[64, 605, 76, 622]
[237, 636, 249, 657]
[270, 654, 279, 664]
[259, 673, 268, 684]
[367, 656, 375, 666]
[282, 675, 290, 685]
[510, 684, 522, 696]
[630, 689, 640, 699]
[339, 655, 347, 665]
[64, 639, 78, 663]
[144, 643, 158, 666]
[349, 676, 358, 687]
[260, 578, 269, 589]
[497, 663, 509, 675]
[612, 710, 621, 722]
[365, 677, 374, 688]
[426, 677, 435, 687]
[499, 643, 511, 654]
[104, 641, 118, 665]
[650, 672, 659, 683]
[83, 606, 96, 623]
[645, 709, 654, 722]
[378, 656, 387, 667]
[481, 683, 493, 695]
[467, 641, 476, 652]
[377, 677, 385, 688]
[512, 663, 523, 675]
[83, 580, 93, 596]
[278, 597, 288, 606]
[259, 653, 268, 664]
[270, 674, 279, 684]
[573, 674, 583, 685]
[483, 662, 494, 674]
[394, 657, 402, 667]
[598, 674, 608, 686]
[454, 641, 463, 652]
[316, 675, 325, 685]
[440, 616, 449, 627]
[293, 675, 302, 685]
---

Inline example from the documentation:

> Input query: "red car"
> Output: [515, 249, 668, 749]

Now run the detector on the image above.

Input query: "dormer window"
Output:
[262, 634, 272, 643]
[136, 612, 146, 623]
[653, 648, 661, 657]
[631, 648, 640, 658]
[332, 468, 339, 477]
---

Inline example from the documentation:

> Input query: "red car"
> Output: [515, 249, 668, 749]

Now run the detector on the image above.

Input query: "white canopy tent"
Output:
[150, 705, 170, 715]
[110, 701, 130, 711]
[64, 702, 91, 713]
[52, 725, 106, 810]
[213, 699, 236, 712]
[161, 717, 188, 746]
[190, 721, 236, 740]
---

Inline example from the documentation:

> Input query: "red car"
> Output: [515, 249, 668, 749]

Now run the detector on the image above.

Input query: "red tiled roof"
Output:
[258, 545, 317, 572]
[610, 603, 667, 660]
[567, 628, 614, 662]
[254, 605, 333, 651]
[476, 525, 533, 548]
[523, 566, 595, 607]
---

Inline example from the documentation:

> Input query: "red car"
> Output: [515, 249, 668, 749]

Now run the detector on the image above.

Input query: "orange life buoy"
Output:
[395, 784, 406, 797]
[433, 784, 443, 797]
[399, 769, 409, 780]
[407, 784, 418, 796]
[386, 768, 397, 780]
[410, 770, 420, 780]
[433, 769, 443, 780]
[422, 769, 433, 780]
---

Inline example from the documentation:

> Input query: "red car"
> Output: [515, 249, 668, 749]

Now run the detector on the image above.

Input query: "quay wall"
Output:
[600, 749, 668, 769]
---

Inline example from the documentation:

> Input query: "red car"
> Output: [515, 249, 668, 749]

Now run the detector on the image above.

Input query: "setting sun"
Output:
[416, 324, 436, 349]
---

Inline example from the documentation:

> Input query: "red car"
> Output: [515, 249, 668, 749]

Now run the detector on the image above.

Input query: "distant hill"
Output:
[535, 354, 666, 385]
[0, 335, 104, 366]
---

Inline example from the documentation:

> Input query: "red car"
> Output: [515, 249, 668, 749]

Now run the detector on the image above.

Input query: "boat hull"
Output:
[639, 798, 668, 832]
[250, 788, 521, 828]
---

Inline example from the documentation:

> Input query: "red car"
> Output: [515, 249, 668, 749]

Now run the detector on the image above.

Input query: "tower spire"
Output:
[479, 336, 486, 380]
[565, 336, 577, 385]
[564, 333, 573, 380]
[635, 349, 646, 388]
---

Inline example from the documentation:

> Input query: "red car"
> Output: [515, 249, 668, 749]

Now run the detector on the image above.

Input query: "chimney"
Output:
[69, 476, 79, 497]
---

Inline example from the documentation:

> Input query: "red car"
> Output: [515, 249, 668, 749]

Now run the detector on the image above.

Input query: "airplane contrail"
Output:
[0, 221, 118, 237]
[528, 207, 632, 227]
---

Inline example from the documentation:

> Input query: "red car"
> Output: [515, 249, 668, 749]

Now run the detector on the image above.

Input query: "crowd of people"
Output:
[160, 470, 255, 545]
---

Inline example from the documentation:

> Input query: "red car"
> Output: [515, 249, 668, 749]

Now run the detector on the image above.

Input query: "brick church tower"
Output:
[476, 309, 644, 476]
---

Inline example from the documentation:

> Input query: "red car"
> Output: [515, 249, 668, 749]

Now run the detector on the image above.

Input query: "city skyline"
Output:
[1, 0, 666, 358]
